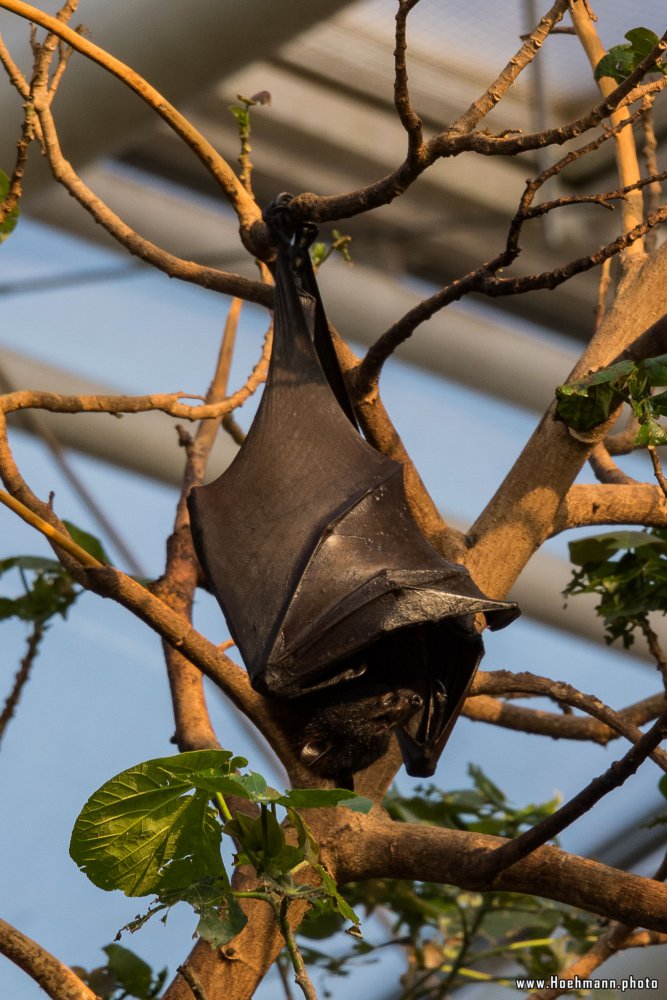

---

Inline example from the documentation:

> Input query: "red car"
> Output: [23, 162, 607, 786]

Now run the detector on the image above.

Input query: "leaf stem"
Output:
[215, 792, 233, 824]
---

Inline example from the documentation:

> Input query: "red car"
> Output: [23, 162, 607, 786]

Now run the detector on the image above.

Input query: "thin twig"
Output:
[467, 709, 667, 886]
[449, 0, 570, 135]
[273, 897, 319, 1000]
[594, 257, 612, 331]
[155, 297, 248, 752]
[0, 0, 260, 228]
[0, 621, 45, 748]
[394, 0, 423, 155]
[639, 615, 667, 692]
[648, 445, 667, 501]
[642, 98, 662, 253]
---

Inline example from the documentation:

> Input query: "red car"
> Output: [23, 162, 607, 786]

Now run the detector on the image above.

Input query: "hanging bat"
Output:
[188, 198, 519, 786]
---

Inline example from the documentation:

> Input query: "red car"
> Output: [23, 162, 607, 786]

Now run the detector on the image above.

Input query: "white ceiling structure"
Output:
[1, 2, 666, 997]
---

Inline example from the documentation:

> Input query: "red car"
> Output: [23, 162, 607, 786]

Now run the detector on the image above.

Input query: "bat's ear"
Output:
[299, 740, 333, 768]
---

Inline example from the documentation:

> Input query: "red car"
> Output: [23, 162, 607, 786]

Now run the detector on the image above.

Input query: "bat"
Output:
[188, 197, 519, 786]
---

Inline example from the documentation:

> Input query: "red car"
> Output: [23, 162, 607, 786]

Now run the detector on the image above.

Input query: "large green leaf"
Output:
[70, 751, 241, 897]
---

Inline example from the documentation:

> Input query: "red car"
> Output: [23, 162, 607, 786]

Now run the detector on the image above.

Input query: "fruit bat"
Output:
[188, 197, 519, 785]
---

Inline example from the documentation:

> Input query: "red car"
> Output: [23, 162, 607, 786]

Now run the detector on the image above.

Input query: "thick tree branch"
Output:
[552, 483, 667, 534]
[588, 443, 638, 486]
[328, 812, 667, 933]
[465, 244, 667, 598]
[0, 917, 96, 1000]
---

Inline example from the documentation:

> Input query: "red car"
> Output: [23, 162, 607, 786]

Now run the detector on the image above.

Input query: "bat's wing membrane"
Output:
[189, 219, 519, 777]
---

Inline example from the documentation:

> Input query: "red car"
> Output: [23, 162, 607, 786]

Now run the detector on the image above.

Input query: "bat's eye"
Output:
[410, 693, 423, 708]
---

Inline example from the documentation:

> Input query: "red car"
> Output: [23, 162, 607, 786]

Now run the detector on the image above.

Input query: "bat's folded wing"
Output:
[264, 465, 518, 695]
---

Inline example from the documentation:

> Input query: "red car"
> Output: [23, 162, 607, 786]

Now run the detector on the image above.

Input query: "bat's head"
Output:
[296, 677, 423, 782]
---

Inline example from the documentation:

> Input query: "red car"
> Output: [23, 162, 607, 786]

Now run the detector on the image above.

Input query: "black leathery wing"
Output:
[188, 201, 519, 779]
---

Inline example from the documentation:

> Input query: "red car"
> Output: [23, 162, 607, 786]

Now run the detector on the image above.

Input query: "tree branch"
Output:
[570, 0, 645, 259]
[469, 669, 667, 768]
[154, 302, 249, 754]
[289, 29, 667, 226]
[31, 96, 269, 305]
[0, 620, 44, 748]
[0, 917, 97, 1000]
[0, 0, 260, 231]
[467, 710, 667, 884]
[449, 0, 570, 134]
[552, 483, 667, 534]
[329, 812, 667, 933]
[465, 243, 667, 597]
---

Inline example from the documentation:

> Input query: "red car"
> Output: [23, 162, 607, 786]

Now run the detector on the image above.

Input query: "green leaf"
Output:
[196, 896, 247, 948]
[624, 28, 661, 58]
[568, 530, 667, 566]
[318, 867, 361, 928]
[648, 390, 667, 417]
[0, 168, 19, 243]
[70, 751, 238, 897]
[594, 27, 666, 83]
[62, 520, 111, 564]
[555, 382, 620, 432]
[639, 354, 667, 387]
[102, 944, 153, 999]
[278, 788, 372, 811]
[228, 104, 250, 131]
[634, 419, 667, 447]
[595, 46, 637, 83]
[659, 774, 667, 801]
[585, 360, 635, 385]
[0, 555, 63, 575]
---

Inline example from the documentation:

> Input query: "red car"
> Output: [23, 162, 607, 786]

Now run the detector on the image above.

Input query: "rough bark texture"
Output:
[467, 245, 667, 596]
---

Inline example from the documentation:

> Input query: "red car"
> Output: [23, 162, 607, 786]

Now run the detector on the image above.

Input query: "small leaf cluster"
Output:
[595, 28, 667, 85]
[555, 355, 667, 444]
[69, 750, 370, 949]
[299, 767, 599, 995]
[0, 167, 19, 243]
[0, 522, 109, 626]
[228, 90, 271, 140]
[564, 529, 667, 647]
[72, 944, 166, 1000]
[311, 230, 353, 271]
